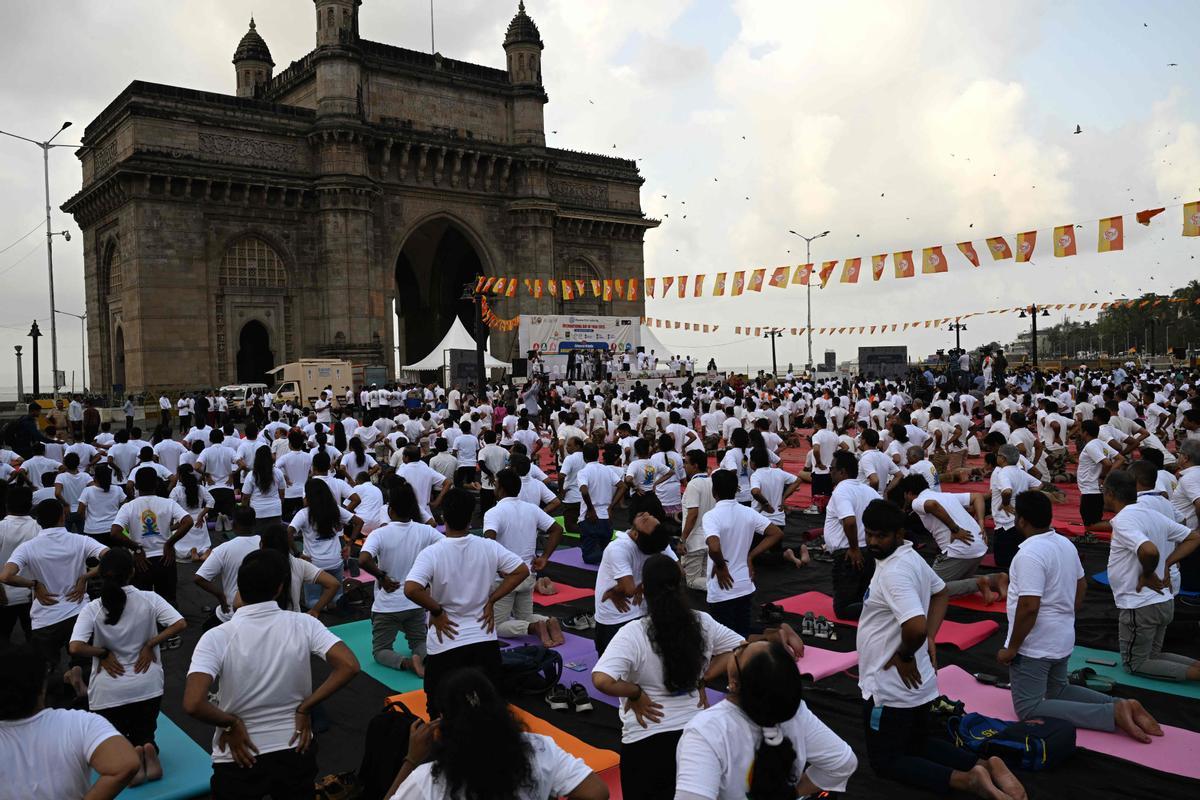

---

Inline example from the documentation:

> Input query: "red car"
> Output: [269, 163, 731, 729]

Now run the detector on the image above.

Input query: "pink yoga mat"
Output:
[948, 593, 1007, 614]
[938, 665, 1200, 780]
[776, 592, 998, 649]
[532, 582, 593, 607]
[548, 547, 600, 572]
[796, 645, 858, 680]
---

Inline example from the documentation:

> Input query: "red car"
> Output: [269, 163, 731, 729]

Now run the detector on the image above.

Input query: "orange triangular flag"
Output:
[956, 242, 980, 267]
[1136, 208, 1165, 226]
[1015, 231, 1036, 263]
[986, 237, 1013, 260]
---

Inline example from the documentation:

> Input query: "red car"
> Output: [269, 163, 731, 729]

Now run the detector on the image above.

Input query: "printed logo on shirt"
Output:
[138, 510, 163, 539]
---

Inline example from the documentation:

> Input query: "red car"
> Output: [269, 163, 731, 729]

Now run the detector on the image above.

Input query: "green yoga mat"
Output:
[1069, 646, 1200, 700]
[330, 619, 425, 693]
[91, 714, 211, 800]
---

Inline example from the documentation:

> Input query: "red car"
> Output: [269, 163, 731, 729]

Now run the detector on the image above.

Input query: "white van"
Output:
[218, 383, 268, 410]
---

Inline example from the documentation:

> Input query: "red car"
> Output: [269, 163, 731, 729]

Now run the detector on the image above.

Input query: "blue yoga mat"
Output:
[1069, 646, 1200, 700]
[91, 713, 211, 800]
[330, 618, 425, 693]
[1092, 570, 1199, 597]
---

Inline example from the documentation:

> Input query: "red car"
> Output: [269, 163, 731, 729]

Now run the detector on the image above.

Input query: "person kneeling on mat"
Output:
[857, 499, 1028, 800]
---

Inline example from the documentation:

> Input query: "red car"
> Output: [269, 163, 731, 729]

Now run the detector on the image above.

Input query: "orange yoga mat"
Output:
[387, 690, 620, 773]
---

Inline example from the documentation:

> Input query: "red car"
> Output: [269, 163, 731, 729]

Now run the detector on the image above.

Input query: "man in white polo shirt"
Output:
[901, 474, 1006, 605]
[681, 450, 716, 590]
[1, 499, 108, 697]
[578, 442, 624, 565]
[184, 550, 360, 797]
[824, 451, 882, 620]
[483, 469, 565, 646]
[394, 445, 450, 525]
[1103, 470, 1200, 682]
[990, 445, 1043, 571]
[998, 491, 1162, 742]
[704, 470, 783, 636]
[1076, 420, 1122, 532]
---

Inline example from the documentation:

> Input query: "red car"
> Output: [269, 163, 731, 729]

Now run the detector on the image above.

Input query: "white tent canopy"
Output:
[640, 324, 671, 359]
[402, 316, 510, 371]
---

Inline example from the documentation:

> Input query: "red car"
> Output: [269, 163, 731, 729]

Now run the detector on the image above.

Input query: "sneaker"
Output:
[562, 613, 594, 631]
[545, 684, 570, 711]
[815, 616, 830, 639]
[801, 611, 816, 637]
[569, 683, 593, 712]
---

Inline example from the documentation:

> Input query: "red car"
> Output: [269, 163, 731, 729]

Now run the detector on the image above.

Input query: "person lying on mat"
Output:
[385, 668, 608, 800]
[184, 550, 360, 799]
[359, 476, 444, 677]
[404, 488, 529, 718]
[857, 499, 1028, 800]
[997, 491, 1163, 743]
[592, 493, 678, 656]
[482, 468, 565, 647]
[900, 474, 1009, 605]
[68, 548, 186, 787]
[674, 640, 857, 800]
[1103, 470, 1200, 683]
[593, 554, 804, 800]
[0, 643, 141, 800]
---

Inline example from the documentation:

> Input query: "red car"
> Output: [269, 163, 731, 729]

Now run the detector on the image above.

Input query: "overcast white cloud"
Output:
[0, 0, 1196, 394]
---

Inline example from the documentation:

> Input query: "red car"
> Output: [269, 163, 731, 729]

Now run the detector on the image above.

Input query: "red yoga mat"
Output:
[531, 581, 593, 607]
[948, 593, 1007, 614]
[937, 665, 1200, 780]
[776, 592, 998, 649]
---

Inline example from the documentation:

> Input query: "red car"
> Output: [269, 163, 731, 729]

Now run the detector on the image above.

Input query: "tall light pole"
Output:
[56, 309, 87, 391]
[763, 328, 783, 376]
[1, 121, 76, 403]
[1018, 305, 1050, 366]
[787, 229, 830, 373]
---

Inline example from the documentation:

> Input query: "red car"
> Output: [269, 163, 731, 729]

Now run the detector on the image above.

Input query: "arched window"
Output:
[106, 241, 123, 296]
[220, 236, 286, 288]
[557, 259, 609, 316]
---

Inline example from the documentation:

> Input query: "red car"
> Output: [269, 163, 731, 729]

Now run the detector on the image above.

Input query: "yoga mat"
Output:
[1091, 571, 1199, 598]
[776, 592, 998, 649]
[387, 689, 620, 772]
[531, 581, 594, 607]
[948, 593, 1007, 614]
[1069, 647, 1200, 701]
[795, 645, 859, 680]
[549, 547, 600, 572]
[329, 619, 424, 693]
[938, 665, 1200, 780]
[980, 554, 996, 568]
[599, 766, 624, 800]
[91, 714, 211, 800]
[503, 631, 725, 708]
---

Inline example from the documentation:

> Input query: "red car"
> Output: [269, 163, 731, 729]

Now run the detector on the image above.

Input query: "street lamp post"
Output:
[763, 328, 783, 376]
[27, 321, 42, 396]
[56, 309, 87, 391]
[947, 320, 967, 352]
[15, 346, 24, 401]
[1, 121, 77, 403]
[1018, 305, 1051, 366]
[787, 229, 830, 373]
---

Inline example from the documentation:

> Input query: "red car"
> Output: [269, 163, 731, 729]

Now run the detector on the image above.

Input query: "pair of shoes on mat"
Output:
[810, 615, 838, 641]
[562, 613, 595, 631]
[546, 683, 592, 712]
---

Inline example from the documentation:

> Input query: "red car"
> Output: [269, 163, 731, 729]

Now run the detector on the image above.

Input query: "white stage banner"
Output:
[519, 314, 641, 356]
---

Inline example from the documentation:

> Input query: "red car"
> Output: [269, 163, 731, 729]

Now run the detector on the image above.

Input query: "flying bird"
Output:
[1168, 63, 1178, 67]
[1073, 125, 1082, 134]
[588, 100, 594, 104]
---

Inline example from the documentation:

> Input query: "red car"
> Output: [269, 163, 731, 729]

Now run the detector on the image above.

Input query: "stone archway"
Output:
[112, 326, 127, 395]
[236, 320, 275, 385]
[394, 217, 489, 366]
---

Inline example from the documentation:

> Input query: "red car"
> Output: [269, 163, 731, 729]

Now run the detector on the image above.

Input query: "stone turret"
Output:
[233, 18, 274, 98]
[503, 2, 547, 146]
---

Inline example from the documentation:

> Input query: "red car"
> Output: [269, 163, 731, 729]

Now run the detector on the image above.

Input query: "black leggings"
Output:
[133, 555, 178, 608]
[98, 695, 162, 747]
[621, 729, 683, 800]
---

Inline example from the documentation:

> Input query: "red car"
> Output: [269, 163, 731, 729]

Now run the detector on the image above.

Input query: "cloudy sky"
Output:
[1, 0, 1197, 393]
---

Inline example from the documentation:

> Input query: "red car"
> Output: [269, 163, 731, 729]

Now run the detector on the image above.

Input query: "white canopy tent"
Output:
[402, 316, 510, 372]
[639, 324, 671, 359]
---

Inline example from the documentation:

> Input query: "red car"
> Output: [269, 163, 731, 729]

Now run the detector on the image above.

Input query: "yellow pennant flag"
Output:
[893, 251, 914, 278]
[602, 280, 613, 301]
[591, 279, 602, 297]
[1183, 201, 1200, 237]
[749, 269, 766, 292]
[713, 273, 727, 296]
[871, 255, 887, 281]
[769, 267, 789, 288]
[921, 247, 948, 274]
[627, 278, 639, 300]
[840, 258, 862, 283]
[986, 237, 1013, 260]
[1015, 231, 1036, 262]
[818, 261, 838, 288]
[731, 271, 746, 296]
[562, 280, 574, 300]
[956, 242, 980, 267]
[1053, 225, 1077, 257]
[693, 275, 706, 297]
[614, 278, 625, 298]
[793, 264, 813, 285]
[645, 277, 655, 298]
[677, 276, 688, 298]
[1098, 216, 1124, 252]
[506, 278, 517, 297]
[547, 278, 558, 297]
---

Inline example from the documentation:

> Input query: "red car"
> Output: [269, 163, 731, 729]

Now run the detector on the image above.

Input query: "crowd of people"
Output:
[0, 356, 1198, 799]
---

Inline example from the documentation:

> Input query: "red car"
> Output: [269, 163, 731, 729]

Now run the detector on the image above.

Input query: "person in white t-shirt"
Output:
[998, 491, 1162, 742]
[1076, 420, 1123, 531]
[403, 488, 528, 717]
[649, 434, 686, 514]
[810, 415, 840, 504]
[289, 479, 363, 610]
[704, 470, 783, 636]
[0, 487, 40, 643]
[749, 447, 799, 527]
[359, 478, 444, 677]
[674, 639, 857, 800]
[0, 643, 141, 800]
[681, 450, 716, 591]
[989, 445, 1043, 571]
[68, 548, 186, 786]
[396, 445, 450, 525]
[384, 667, 604, 800]
[823, 451, 882, 619]
[111, 468, 193, 609]
[450, 420, 480, 487]
[183, 549, 360, 797]
[1103, 471, 1200, 682]
[578, 442, 626, 565]
[856, 498, 1027, 800]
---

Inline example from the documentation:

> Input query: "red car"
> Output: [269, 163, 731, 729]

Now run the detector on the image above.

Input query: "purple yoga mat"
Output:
[548, 547, 600, 572]
[502, 631, 724, 708]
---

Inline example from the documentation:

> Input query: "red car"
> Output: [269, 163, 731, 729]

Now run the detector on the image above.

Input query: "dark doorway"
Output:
[395, 220, 485, 366]
[112, 327, 127, 396]
[236, 320, 275, 385]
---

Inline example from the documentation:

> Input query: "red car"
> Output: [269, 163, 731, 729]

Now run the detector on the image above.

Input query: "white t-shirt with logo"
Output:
[113, 496, 189, 559]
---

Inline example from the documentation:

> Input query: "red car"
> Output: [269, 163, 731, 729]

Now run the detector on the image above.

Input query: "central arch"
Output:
[394, 216, 491, 367]
[236, 320, 275, 385]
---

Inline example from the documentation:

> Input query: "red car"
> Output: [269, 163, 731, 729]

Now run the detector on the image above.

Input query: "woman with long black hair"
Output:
[289, 479, 362, 610]
[718, 427, 754, 504]
[68, 548, 186, 787]
[257, 523, 340, 616]
[592, 554, 745, 800]
[240, 444, 285, 526]
[674, 640, 856, 800]
[385, 668, 607, 800]
[170, 463, 215, 561]
[339, 436, 379, 481]
[78, 463, 127, 544]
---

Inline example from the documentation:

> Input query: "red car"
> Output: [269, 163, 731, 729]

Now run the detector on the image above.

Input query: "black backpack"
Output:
[357, 698, 421, 800]
[950, 712, 1076, 771]
[499, 645, 563, 695]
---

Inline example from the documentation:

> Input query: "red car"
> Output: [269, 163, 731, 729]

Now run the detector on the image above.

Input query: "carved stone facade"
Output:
[63, 3, 656, 394]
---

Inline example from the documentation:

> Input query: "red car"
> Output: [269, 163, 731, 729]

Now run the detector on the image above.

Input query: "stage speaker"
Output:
[512, 357, 528, 378]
